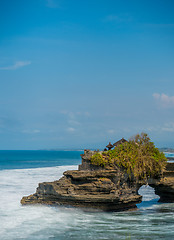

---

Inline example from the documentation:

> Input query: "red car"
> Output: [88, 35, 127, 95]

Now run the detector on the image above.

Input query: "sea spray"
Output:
[0, 151, 174, 240]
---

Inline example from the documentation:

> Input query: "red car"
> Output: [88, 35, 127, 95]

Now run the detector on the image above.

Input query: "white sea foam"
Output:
[0, 165, 174, 240]
[0, 165, 78, 240]
[138, 185, 159, 201]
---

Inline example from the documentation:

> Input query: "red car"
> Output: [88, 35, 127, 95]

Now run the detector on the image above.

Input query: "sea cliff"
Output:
[21, 150, 174, 211]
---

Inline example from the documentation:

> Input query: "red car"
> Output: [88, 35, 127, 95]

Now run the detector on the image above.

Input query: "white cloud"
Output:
[68, 119, 81, 126]
[33, 129, 40, 133]
[107, 129, 115, 134]
[22, 129, 40, 134]
[161, 122, 174, 132]
[146, 126, 159, 132]
[145, 122, 174, 133]
[61, 110, 90, 118]
[84, 112, 91, 117]
[67, 127, 75, 133]
[153, 93, 160, 100]
[153, 93, 174, 108]
[60, 110, 90, 126]
[0, 61, 31, 70]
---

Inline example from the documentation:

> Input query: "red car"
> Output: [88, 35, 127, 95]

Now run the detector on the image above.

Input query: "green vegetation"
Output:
[90, 133, 167, 181]
[90, 152, 106, 167]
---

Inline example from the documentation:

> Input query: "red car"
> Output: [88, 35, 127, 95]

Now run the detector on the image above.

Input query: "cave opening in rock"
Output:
[136, 185, 160, 208]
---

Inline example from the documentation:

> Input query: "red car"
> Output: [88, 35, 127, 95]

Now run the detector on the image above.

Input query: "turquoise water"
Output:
[0, 150, 82, 170]
[0, 150, 172, 170]
[0, 151, 173, 240]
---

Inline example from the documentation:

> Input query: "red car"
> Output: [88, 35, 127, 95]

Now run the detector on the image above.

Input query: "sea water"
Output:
[0, 151, 174, 240]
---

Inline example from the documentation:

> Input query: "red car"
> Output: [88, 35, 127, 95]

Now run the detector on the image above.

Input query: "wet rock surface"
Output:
[149, 162, 174, 202]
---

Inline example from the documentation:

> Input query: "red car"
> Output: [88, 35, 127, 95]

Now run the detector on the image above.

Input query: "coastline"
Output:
[21, 149, 174, 211]
[0, 153, 174, 239]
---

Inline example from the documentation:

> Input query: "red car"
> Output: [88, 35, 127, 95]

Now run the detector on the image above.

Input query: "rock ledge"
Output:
[21, 150, 174, 211]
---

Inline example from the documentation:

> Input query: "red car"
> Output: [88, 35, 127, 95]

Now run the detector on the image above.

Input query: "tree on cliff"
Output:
[90, 133, 167, 181]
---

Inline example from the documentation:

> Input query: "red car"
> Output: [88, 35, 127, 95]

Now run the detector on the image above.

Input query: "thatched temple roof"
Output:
[113, 138, 127, 147]
[106, 142, 114, 150]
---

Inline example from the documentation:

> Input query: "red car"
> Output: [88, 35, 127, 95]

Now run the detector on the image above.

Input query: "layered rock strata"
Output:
[21, 169, 142, 211]
[149, 162, 174, 202]
[21, 150, 174, 211]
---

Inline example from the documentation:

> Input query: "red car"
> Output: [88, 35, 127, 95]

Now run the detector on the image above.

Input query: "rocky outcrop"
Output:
[21, 151, 174, 211]
[21, 168, 142, 211]
[149, 162, 174, 202]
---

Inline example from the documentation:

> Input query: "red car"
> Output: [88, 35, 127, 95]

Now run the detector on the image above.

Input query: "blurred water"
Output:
[0, 165, 173, 240]
[165, 152, 174, 158]
[165, 152, 174, 162]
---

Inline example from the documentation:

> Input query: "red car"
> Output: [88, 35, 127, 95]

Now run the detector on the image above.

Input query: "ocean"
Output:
[0, 150, 174, 240]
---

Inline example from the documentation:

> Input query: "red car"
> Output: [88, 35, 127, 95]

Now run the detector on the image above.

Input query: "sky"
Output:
[0, 0, 174, 150]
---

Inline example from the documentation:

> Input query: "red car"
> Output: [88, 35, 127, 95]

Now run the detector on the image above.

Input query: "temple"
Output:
[105, 138, 128, 150]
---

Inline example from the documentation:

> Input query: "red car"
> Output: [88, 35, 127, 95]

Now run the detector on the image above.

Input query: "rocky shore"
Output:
[21, 150, 174, 211]
[149, 160, 174, 202]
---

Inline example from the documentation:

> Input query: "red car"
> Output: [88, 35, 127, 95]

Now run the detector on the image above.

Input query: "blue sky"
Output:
[0, 0, 174, 150]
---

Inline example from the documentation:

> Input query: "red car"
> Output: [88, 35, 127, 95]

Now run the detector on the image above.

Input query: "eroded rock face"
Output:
[149, 162, 174, 202]
[21, 167, 142, 211]
[79, 149, 104, 171]
[21, 151, 174, 211]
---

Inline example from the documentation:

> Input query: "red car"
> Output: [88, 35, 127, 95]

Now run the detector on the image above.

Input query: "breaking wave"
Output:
[0, 165, 174, 240]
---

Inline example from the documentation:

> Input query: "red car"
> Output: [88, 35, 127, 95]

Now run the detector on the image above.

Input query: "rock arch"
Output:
[21, 153, 174, 211]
